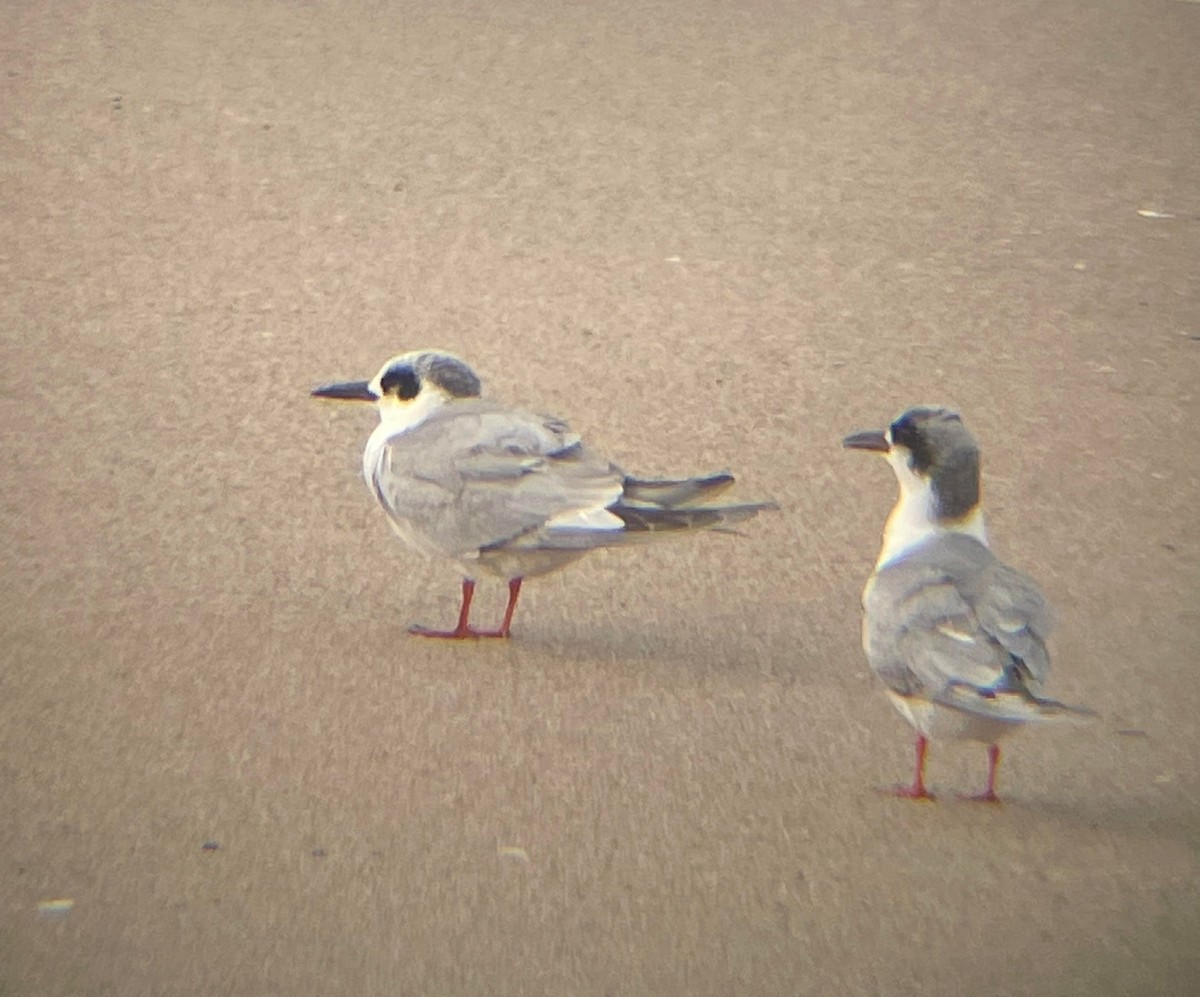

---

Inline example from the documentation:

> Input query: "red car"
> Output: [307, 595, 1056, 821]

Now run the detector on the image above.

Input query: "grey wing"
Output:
[373, 401, 625, 557]
[971, 559, 1053, 687]
[865, 536, 1054, 704]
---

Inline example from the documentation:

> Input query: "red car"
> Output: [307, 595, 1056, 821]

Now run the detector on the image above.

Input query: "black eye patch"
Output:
[889, 415, 934, 473]
[379, 364, 421, 400]
[889, 415, 919, 451]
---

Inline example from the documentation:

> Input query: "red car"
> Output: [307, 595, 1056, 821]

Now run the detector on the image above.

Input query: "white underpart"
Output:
[362, 386, 452, 486]
[885, 689, 1019, 742]
[875, 445, 987, 569]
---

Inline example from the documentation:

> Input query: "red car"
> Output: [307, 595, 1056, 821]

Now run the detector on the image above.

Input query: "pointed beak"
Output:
[842, 429, 890, 453]
[311, 379, 378, 402]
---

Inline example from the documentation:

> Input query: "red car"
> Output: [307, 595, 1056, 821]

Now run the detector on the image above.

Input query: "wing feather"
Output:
[864, 534, 1053, 704]
[372, 400, 625, 557]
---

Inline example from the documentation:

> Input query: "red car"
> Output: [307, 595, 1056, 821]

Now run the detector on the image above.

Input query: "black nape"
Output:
[425, 354, 482, 398]
[889, 408, 963, 476]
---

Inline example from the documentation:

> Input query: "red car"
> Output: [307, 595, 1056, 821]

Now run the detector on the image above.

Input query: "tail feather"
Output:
[936, 682, 1097, 725]
[615, 471, 777, 532]
[612, 499, 777, 533]
[620, 472, 737, 508]
[514, 471, 775, 550]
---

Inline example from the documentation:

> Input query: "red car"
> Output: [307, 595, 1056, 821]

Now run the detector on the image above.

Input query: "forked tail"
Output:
[613, 472, 778, 533]
[936, 682, 1098, 725]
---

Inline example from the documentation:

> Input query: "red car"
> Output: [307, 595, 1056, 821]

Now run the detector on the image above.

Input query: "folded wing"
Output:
[372, 400, 626, 558]
[372, 400, 776, 560]
[864, 534, 1077, 722]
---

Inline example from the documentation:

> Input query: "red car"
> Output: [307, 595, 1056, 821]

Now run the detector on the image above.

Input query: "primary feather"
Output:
[371, 399, 774, 569]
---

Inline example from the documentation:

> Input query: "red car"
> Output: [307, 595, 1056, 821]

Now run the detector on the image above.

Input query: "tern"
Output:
[844, 406, 1092, 801]
[313, 350, 776, 639]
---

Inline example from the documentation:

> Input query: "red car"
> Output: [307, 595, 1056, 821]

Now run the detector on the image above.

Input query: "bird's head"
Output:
[843, 406, 981, 522]
[312, 350, 482, 431]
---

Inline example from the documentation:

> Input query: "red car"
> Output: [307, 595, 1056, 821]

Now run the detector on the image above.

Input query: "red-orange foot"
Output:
[406, 578, 521, 641]
[881, 783, 937, 802]
[407, 624, 511, 640]
[879, 734, 936, 800]
[959, 745, 1003, 803]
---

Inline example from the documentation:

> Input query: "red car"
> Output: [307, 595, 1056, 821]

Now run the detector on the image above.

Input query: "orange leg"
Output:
[408, 578, 522, 640]
[886, 734, 936, 801]
[960, 744, 1002, 803]
[472, 578, 523, 639]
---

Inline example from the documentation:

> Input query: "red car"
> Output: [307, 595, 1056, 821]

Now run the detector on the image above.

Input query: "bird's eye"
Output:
[890, 415, 936, 472]
[380, 364, 421, 400]
[889, 417, 917, 451]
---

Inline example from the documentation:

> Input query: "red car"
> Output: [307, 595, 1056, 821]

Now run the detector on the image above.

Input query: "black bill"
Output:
[842, 429, 890, 453]
[311, 379, 377, 402]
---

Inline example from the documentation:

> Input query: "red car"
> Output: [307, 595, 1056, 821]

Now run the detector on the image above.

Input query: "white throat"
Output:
[876, 468, 987, 568]
[361, 389, 451, 486]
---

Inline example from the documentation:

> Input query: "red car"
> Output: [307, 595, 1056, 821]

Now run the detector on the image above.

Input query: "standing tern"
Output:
[843, 406, 1092, 801]
[313, 350, 776, 639]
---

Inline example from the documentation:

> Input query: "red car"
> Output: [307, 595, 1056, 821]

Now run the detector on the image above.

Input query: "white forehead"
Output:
[368, 349, 481, 399]
[370, 350, 450, 395]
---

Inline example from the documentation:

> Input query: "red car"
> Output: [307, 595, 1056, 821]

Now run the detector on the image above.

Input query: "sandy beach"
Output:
[2, 1, 1198, 994]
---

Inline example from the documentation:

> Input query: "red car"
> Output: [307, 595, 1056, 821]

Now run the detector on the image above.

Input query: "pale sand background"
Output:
[2, 1, 1199, 994]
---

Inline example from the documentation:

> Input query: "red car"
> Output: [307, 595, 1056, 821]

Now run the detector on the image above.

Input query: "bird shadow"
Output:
[947, 790, 1200, 852]
[517, 606, 813, 682]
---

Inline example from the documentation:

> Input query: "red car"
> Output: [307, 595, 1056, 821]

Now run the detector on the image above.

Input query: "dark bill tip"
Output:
[842, 429, 890, 453]
[311, 379, 377, 402]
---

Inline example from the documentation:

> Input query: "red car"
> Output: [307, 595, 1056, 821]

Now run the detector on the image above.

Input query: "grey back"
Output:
[864, 533, 1053, 701]
[372, 400, 625, 557]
